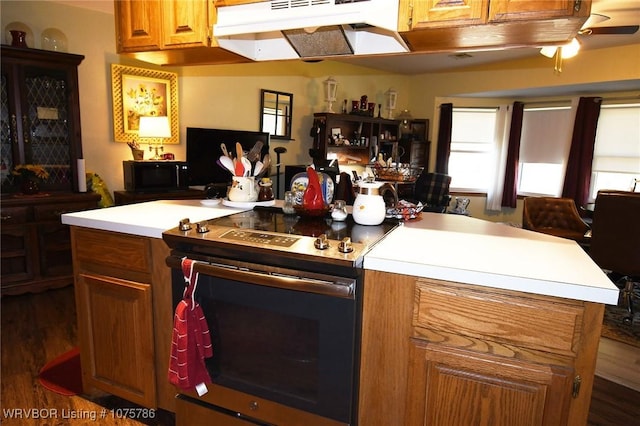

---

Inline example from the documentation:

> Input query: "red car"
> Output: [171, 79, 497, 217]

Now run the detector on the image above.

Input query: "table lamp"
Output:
[138, 116, 171, 160]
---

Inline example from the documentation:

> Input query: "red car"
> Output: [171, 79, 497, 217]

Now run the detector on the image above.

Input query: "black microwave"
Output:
[123, 160, 189, 192]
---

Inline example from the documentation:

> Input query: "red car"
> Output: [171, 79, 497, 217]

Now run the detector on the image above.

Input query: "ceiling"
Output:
[332, 0, 640, 74]
[53, 0, 639, 97]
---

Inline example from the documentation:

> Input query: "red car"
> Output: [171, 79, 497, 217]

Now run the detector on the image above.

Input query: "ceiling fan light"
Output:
[540, 46, 558, 58]
[561, 38, 581, 59]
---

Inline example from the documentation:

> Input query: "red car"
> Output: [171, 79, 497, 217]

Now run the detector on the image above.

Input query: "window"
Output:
[449, 108, 497, 191]
[517, 106, 573, 197]
[590, 103, 640, 200]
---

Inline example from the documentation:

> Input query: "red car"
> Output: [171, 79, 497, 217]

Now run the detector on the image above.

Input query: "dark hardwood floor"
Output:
[2, 286, 639, 425]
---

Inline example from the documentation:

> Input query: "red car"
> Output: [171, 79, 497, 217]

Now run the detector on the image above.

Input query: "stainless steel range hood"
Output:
[213, 0, 408, 61]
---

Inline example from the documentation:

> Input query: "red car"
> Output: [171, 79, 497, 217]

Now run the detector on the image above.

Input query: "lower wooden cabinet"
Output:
[359, 271, 604, 426]
[1, 192, 100, 296]
[71, 227, 176, 411]
[405, 340, 573, 426]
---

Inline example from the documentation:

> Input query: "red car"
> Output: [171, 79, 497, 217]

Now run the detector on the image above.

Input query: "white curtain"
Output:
[486, 104, 511, 211]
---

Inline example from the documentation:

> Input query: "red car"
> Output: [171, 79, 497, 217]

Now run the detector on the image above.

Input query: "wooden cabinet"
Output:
[399, 0, 591, 52]
[0, 193, 100, 296]
[313, 113, 400, 166]
[359, 271, 604, 426]
[1, 45, 85, 193]
[114, 0, 250, 66]
[71, 227, 176, 412]
[402, 0, 489, 28]
[114, 0, 163, 52]
[115, 0, 210, 52]
[396, 119, 430, 168]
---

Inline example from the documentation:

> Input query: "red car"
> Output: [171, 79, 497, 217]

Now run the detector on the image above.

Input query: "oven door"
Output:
[168, 254, 359, 424]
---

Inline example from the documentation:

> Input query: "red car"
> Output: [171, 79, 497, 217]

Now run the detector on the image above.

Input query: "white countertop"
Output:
[61, 199, 249, 238]
[364, 213, 619, 304]
[62, 201, 619, 304]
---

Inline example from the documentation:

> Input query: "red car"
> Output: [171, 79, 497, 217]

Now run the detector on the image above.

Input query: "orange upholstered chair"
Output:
[522, 197, 591, 246]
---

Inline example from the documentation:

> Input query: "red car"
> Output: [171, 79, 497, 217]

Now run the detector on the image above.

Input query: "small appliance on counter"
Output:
[123, 160, 189, 193]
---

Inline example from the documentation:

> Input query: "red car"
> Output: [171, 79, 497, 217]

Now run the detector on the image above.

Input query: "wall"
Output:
[1, 1, 410, 198]
[2, 1, 638, 224]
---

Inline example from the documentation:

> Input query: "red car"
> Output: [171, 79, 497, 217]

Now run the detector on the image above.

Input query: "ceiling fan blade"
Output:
[583, 25, 639, 35]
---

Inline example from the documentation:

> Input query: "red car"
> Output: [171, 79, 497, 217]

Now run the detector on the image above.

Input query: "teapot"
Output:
[352, 181, 398, 226]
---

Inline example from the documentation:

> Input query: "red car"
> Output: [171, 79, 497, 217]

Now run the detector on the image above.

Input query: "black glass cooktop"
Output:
[207, 207, 398, 245]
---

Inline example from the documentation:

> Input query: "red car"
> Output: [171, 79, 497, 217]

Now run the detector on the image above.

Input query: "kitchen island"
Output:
[360, 214, 617, 426]
[62, 201, 618, 425]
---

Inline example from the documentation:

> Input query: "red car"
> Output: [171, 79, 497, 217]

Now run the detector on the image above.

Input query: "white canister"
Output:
[228, 176, 258, 202]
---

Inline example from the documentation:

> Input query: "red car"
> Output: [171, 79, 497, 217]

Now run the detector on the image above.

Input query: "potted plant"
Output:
[12, 164, 49, 194]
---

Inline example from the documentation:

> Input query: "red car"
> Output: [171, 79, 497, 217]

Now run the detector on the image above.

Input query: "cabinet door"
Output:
[162, 0, 211, 48]
[115, 0, 163, 52]
[403, 0, 489, 30]
[0, 221, 34, 285]
[489, 0, 579, 22]
[406, 340, 573, 426]
[75, 273, 156, 408]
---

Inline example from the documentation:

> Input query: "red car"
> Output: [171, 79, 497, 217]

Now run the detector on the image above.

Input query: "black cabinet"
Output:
[313, 113, 400, 166]
[398, 119, 430, 168]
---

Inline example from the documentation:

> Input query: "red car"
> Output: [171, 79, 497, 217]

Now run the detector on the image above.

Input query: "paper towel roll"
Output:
[77, 159, 87, 192]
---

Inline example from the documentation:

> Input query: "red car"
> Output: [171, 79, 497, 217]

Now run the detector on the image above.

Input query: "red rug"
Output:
[38, 347, 83, 396]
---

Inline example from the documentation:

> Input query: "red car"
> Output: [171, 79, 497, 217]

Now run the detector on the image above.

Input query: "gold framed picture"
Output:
[111, 64, 179, 144]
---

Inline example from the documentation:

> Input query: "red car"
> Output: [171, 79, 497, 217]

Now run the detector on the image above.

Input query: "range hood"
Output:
[213, 0, 409, 61]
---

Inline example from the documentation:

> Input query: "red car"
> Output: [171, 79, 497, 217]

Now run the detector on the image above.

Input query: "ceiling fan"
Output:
[540, 14, 639, 73]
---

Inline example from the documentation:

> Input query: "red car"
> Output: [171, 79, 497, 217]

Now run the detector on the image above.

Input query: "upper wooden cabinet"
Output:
[162, 0, 211, 48]
[115, 0, 209, 52]
[114, 0, 250, 66]
[399, 0, 591, 52]
[400, 0, 490, 28]
[115, 0, 163, 51]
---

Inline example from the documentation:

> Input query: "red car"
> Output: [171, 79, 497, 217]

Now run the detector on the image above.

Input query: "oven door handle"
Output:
[166, 256, 355, 299]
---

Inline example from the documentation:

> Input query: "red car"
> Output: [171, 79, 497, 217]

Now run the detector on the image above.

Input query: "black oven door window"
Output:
[177, 271, 356, 423]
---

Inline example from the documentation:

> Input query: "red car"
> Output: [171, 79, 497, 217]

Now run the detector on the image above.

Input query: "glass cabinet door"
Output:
[1, 46, 84, 193]
[23, 68, 73, 187]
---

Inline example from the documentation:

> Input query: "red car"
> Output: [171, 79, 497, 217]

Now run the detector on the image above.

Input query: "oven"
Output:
[163, 208, 397, 425]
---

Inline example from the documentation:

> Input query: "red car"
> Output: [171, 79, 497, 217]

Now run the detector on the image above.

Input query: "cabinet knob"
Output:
[1, 214, 12, 221]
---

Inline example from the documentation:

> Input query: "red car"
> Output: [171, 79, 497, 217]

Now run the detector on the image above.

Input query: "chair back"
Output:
[413, 172, 451, 212]
[522, 197, 589, 233]
[589, 190, 640, 277]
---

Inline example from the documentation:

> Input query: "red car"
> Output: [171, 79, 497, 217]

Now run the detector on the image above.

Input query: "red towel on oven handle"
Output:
[168, 258, 213, 391]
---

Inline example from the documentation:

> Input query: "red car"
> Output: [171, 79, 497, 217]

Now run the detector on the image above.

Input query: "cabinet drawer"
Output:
[34, 202, 95, 221]
[73, 228, 152, 274]
[413, 279, 584, 359]
[0, 206, 30, 224]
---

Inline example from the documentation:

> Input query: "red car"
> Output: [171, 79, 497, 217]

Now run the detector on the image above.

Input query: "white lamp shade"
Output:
[138, 116, 171, 138]
[324, 77, 337, 102]
[385, 89, 397, 109]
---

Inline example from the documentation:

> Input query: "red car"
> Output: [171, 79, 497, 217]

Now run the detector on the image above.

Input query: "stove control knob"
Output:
[179, 218, 191, 231]
[338, 237, 354, 253]
[314, 234, 329, 250]
[196, 222, 209, 234]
